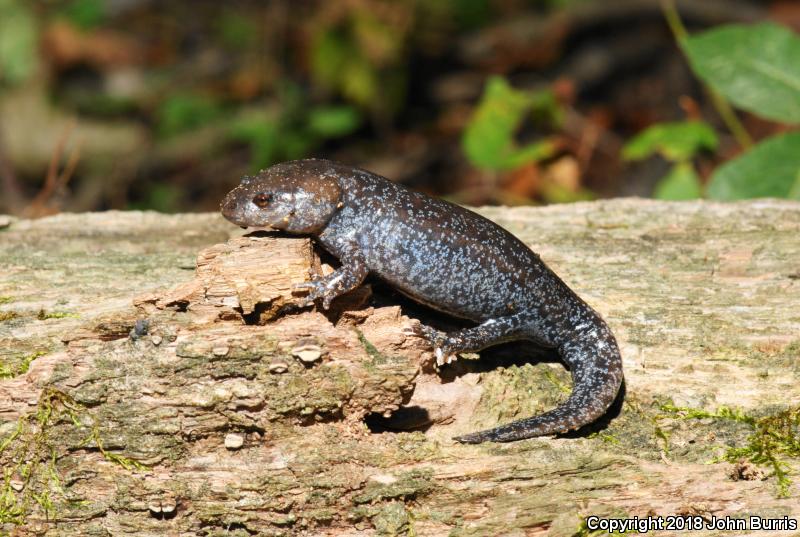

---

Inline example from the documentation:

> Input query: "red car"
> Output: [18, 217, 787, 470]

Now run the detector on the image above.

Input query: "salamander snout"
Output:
[220, 188, 247, 226]
[220, 181, 286, 231]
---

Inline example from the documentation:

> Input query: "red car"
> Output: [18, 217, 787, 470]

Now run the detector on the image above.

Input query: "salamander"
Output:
[220, 159, 623, 443]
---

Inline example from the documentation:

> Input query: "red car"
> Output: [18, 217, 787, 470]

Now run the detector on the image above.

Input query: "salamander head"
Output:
[221, 159, 343, 234]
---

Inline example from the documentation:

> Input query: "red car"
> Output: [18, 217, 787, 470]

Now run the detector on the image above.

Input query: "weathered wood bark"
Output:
[1, 200, 799, 537]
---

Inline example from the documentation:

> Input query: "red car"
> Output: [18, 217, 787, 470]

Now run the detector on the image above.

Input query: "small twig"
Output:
[27, 121, 82, 217]
[58, 137, 82, 193]
[660, 0, 753, 150]
[0, 124, 25, 213]
[36, 121, 74, 207]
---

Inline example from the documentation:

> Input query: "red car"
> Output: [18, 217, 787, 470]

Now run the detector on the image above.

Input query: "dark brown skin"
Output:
[221, 159, 623, 443]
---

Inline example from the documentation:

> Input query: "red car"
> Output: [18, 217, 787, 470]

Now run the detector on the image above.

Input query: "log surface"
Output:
[1, 200, 799, 536]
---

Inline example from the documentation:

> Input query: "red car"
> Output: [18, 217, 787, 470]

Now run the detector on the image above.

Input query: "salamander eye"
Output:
[253, 193, 272, 208]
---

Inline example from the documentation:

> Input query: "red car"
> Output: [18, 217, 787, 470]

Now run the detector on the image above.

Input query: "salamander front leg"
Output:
[293, 256, 369, 310]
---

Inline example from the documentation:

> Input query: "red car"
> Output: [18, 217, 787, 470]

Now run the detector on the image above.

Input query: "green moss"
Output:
[577, 397, 704, 462]
[470, 364, 569, 432]
[0, 296, 13, 305]
[0, 387, 148, 528]
[356, 329, 386, 364]
[541, 366, 571, 394]
[36, 310, 79, 320]
[350, 501, 418, 535]
[660, 403, 800, 497]
[0, 351, 47, 379]
[267, 365, 354, 421]
[352, 470, 433, 505]
[85, 424, 148, 472]
[386, 433, 440, 465]
[305, 507, 336, 524]
[0, 389, 71, 526]
[202, 529, 254, 537]
[172, 334, 277, 380]
[371, 501, 412, 536]
[587, 432, 621, 445]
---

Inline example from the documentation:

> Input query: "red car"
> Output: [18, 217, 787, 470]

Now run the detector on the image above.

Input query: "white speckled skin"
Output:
[221, 159, 623, 443]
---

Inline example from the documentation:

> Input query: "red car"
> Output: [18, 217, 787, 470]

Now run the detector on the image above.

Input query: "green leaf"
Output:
[310, 28, 381, 109]
[61, 0, 107, 29]
[462, 76, 557, 170]
[341, 59, 378, 108]
[310, 30, 349, 90]
[229, 117, 280, 170]
[623, 121, 718, 162]
[127, 184, 181, 213]
[707, 131, 800, 200]
[144, 184, 181, 213]
[653, 163, 702, 200]
[307, 106, 362, 138]
[0, 0, 39, 85]
[453, 0, 491, 30]
[681, 23, 800, 124]
[504, 140, 556, 169]
[157, 94, 222, 138]
[528, 89, 563, 128]
[217, 13, 257, 49]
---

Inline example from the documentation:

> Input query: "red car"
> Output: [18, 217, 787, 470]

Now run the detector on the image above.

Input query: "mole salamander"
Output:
[221, 159, 623, 443]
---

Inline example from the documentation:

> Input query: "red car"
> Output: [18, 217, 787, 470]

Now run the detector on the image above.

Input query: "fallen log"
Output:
[1, 200, 799, 536]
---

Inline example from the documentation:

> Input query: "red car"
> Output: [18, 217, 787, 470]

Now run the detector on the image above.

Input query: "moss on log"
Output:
[1, 200, 799, 536]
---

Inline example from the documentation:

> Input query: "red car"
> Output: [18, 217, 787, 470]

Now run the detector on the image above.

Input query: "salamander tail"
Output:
[454, 324, 623, 444]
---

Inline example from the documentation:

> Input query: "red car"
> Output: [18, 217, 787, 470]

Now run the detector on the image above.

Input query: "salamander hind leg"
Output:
[415, 314, 530, 366]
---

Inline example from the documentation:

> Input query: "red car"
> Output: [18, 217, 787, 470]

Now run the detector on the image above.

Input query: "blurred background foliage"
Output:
[0, 0, 798, 216]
